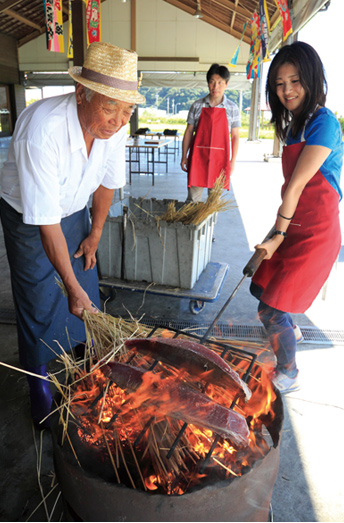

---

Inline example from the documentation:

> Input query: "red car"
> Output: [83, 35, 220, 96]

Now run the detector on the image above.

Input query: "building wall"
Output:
[18, 0, 249, 75]
[0, 33, 20, 84]
[0, 33, 26, 130]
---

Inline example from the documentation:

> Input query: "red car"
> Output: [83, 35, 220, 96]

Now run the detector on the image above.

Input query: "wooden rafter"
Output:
[230, 0, 240, 30]
[205, 0, 252, 19]
[3, 8, 42, 30]
[0, 0, 23, 13]
[163, 0, 251, 43]
[18, 27, 46, 48]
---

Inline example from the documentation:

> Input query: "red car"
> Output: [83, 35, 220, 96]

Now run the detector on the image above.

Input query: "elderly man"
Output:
[0, 42, 145, 428]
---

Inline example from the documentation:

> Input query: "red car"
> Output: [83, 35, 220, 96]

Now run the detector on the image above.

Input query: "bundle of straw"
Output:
[157, 173, 235, 226]
[83, 310, 153, 361]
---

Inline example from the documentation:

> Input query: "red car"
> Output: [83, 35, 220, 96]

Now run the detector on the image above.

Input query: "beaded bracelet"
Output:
[278, 211, 294, 220]
[274, 230, 287, 238]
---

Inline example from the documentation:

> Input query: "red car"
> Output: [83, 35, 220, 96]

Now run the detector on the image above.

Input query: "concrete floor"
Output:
[0, 138, 344, 521]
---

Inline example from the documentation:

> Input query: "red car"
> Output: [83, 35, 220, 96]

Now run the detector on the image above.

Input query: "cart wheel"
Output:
[189, 300, 205, 315]
[99, 286, 117, 303]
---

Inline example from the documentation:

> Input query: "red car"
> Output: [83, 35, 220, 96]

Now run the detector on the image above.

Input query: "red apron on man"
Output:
[187, 106, 231, 190]
[252, 139, 341, 313]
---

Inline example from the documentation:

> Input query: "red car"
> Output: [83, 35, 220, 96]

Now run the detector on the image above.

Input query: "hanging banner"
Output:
[274, 0, 293, 41]
[259, 0, 271, 62]
[86, 0, 102, 44]
[246, 13, 261, 80]
[67, 0, 73, 58]
[43, 0, 64, 53]
[228, 21, 248, 68]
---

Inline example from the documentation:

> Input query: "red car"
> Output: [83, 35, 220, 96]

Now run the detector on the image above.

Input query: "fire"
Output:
[64, 341, 279, 495]
[145, 475, 159, 490]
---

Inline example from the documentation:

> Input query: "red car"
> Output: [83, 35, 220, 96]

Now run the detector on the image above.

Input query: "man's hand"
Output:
[76, 184, 115, 270]
[74, 232, 100, 270]
[68, 285, 98, 320]
[181, 124, 194, 173]
[180, 157, 188, 172]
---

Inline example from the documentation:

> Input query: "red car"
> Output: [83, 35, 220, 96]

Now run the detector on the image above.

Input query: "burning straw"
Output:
[49, 310, 277, 496]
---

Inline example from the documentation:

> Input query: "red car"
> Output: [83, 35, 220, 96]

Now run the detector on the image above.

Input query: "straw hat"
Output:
[68, 42, 145, 104]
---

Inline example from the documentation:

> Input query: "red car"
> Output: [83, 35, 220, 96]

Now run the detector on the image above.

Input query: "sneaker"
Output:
[272, 370, 300, 394]
[293, 324, 304, 343]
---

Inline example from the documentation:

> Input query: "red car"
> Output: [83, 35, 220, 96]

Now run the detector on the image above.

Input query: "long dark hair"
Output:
[266, 41, 327, 141]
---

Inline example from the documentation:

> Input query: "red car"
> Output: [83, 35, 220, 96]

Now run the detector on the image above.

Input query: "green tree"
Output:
[138, 87, 250, 113]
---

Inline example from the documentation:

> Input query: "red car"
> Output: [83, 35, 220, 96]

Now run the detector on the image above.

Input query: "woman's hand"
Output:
[255, 234, 285, 260]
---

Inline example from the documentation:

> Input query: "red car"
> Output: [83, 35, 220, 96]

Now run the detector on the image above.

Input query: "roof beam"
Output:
[230, 0, 239, 29]
[207, 0, 252, 19]
[163, 0, 197, 17]
[163, 0, 250, 42]
[201, 12, 251, 42]
[18, 29, 45, 48]
[0, 0, 22, 13]
[164, 0, 252, 19]
[4, 9, 42, 31]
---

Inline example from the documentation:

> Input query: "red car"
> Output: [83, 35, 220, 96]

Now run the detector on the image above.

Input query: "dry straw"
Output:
[156, 173, 235, 226]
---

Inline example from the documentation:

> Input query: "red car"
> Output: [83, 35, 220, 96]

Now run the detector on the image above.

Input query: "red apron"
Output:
[188, 107, 230, 189]
[252, 140, 341, 313]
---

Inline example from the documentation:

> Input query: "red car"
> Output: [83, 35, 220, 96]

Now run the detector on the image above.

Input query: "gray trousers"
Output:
[186, 186, 213, 203]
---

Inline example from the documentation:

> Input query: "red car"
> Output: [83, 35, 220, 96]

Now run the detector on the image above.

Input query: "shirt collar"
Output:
[204, 94, 227, 107]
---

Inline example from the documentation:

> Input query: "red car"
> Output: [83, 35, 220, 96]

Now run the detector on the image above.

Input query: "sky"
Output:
[297, 0, 343, 116]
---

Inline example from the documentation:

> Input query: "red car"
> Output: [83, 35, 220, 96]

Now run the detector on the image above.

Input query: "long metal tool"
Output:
[200, 227, 275, 344]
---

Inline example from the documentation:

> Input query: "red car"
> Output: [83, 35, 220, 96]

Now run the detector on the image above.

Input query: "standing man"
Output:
[180, 63, 241, 202]
[0, 42, 145, 428]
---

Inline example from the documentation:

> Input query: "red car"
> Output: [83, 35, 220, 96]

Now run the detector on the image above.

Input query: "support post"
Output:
[71, 0, 87, 66]
[248, 77, 260, 141]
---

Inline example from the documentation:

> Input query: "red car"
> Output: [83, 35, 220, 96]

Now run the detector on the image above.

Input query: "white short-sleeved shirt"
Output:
[187, 94, 241, 131]
[0, 93, 127, 225]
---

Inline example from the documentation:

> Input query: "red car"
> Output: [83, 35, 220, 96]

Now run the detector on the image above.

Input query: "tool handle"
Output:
[243, 248, 267, 277]
[243, 226, 276, 277]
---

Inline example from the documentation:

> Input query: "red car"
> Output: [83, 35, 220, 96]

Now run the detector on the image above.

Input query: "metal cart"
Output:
[99, 261, 228, 315]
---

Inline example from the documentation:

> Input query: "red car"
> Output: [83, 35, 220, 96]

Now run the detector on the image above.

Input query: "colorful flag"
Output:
[86, 0, 102, 45]
[228, 21, 248, 68]
[43, 0, 64, 53]
[274, 0, 293, 41]
[246, 13, 261, 79]
[259, 0, 271, 62]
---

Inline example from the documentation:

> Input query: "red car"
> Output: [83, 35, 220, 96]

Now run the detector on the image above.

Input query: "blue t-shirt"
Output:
[286, 107, 343, 200]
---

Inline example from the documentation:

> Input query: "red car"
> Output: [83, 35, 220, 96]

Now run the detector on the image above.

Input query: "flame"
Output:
[241, 365, 276, 420]
[67, 342, 279, 495]
[145, 475, 159, 490]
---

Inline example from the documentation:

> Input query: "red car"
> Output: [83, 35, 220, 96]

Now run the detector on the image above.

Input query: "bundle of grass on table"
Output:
[157, 173, 235, 226]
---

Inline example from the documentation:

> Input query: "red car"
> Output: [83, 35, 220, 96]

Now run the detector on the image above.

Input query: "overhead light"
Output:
[121, 0, 127, 3]
[194, 0, 203, 18]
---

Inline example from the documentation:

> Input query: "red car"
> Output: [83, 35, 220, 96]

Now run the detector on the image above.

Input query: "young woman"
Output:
[250, 42, 343, 393]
